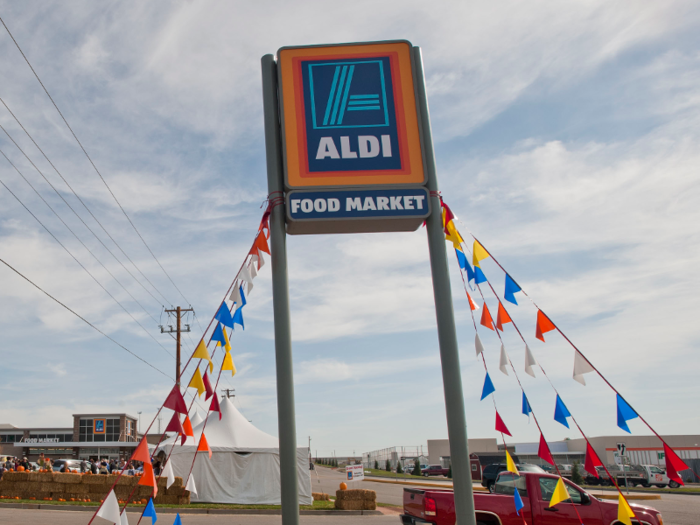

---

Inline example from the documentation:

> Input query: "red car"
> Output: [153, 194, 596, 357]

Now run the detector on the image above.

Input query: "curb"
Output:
[363, 477, 488, 492]
[0, 503, 381, 516]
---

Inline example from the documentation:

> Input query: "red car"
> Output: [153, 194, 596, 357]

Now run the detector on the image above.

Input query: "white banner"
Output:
[346, 464, 364, 482]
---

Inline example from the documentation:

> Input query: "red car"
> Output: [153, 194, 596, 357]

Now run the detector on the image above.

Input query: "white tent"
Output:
[156, 397, 312, 505]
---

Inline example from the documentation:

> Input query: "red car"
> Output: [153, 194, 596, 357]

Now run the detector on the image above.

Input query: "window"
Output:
[0, 434, 22, 443]
[79, 418, 120, 442]
[649, 467, 664, 474]
[495, 473, 528, 497]
[539, 477, 582, 504]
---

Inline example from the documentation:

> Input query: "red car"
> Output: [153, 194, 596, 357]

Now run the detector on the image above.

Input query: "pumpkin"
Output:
[17, 466, 24, 472]
[339, 482, 347, 490]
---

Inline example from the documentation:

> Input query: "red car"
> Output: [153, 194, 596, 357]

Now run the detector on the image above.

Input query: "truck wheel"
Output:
[669, 481, 681, 489]
[641, 483, 651, 488]
[488, 482, 495, 493]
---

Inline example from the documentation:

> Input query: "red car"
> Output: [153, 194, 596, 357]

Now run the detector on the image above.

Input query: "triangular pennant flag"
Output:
[535, 310, 556, 342]
[504, 274, 521, 305]
[548, 477, 570, 507]
[131, 436, 152, 464]
[664, 442, 690, 485]
[480, 304, 495, 331]
[506, 450, 519, 475]
[441, 201, 455, 231]
[222, 351, 237, 377]
[222, 325, 232, 352]
[210, 394, 222, 420]
[120, 509, 129, 525]
[617, 494, 636, 525]
[472, 240, 490, 268]
[172, 514, 182, 525]
[232, 307, 245, 330]
[521, 392, 531, 419]
[573, 350, 596, 385]
[202, 371, 214, 401]
[464, 259, 476, 285]
[238, 264, 253, 285]
[95, 489, 121, 524]
[514, 487, 525, 516]
[229, 283, 242, 309]
[466, 291, 479, 311]
[248, 260, 258, 280]
[185, 475, 198, 496]
[524, 344, 537, 378]
[496, 302, 512, 331]
[138, 462, 158, 498]
[162, 459, 175, 489]
[455, 248, 468, 270]
[214, 303, 234, 329]
[495, 411, 512, 436]
[253, 231, 271, 255]
[480, 372, 496, 400]
[164, 412, 185, 437]
[499, 344, 509, 375]
[554, 395, 571, 428]
[142, 498, 157, 524]
[616, 394, 638, 433]
[474, 265, 488, 284]
[584, 442, 603, 478]
[255, 249, 265, 269]
[197, 433, 212, 459]
[475, 333, 485, 357]
[183, 415, 194, 437]
[211, 324, 226, 346]
[192, 341, 213, 373]
[443, 210, 464, 249]
[188, 367, 206, 397]
[163, 385, 188, 415]
[538, 434, 555, 466]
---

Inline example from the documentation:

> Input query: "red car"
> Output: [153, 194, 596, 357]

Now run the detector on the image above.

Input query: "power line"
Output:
[0, 254, 172, 379]
[0, 15, 192, 306]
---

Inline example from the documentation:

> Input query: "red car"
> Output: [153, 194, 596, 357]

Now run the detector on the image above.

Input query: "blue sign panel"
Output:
[302, 57, 401, 173]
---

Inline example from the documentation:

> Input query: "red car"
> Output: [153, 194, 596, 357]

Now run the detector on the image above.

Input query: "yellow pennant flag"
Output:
[192, 340, 213, 373]
[617, 494, 635, 525]
[222, 351, 237, 377]
[548, 477, 570, 507]
[222, 326, 232, 352]
[472, 240, 490, 268]
[445, 221, 464, 249]
[188, 367, 206, 397]
[505, 450, 519, 475]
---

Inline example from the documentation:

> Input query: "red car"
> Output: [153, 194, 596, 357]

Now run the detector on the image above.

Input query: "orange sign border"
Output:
[278, 41, 425, 188]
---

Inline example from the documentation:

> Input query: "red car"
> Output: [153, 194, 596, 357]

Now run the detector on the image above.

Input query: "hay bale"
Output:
[90, 484, 110, 494]
[157, 477, 167, 488]
[8, 472, 30, 482]
[336, 489, 364, 501]
[363, 500, 377, 510]
[335, 499, 364, 510]
[165, 486, 186, 496]
[170, 477, 183, 489]
[176, 495, 190, 505]
[117, 475, 138, 487]
[363, 490, 377, 501]
[34, 472, 54, 483]
[155, 494, 178, 504]
[82, 474, 109, 485]
[56, 473, 82, 484]
[72, 485, 90, 495]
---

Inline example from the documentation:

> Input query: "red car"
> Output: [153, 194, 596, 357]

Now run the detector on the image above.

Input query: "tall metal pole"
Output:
[176, 306, 181, 386]
[412, 46, 477, 525]
[261, 54, 300, 525]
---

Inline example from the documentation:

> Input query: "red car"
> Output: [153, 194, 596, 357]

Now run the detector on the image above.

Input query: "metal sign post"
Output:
[617, 443, 629, 494]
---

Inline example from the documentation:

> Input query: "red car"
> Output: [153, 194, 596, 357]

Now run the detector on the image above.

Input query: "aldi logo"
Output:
[278, 41, 425, 188]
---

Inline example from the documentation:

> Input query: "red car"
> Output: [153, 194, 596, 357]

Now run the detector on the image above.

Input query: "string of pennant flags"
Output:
[442, 197, 688, 525]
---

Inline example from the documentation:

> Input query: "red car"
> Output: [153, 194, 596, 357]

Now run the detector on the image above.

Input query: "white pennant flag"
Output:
[95, 489, 121, 524]
[162, 459, 175, 489]
[248, 260, 258, 280]
[256, 250, 265, 269]
[186, 475, 198, 496]
[499, 344, 509, 375]
[475, 333, 485, 357]
[524, 344, 537, 378]
[238, 264, 253, 284]
[120, 510, 129, 525]
[229, 283, 242, 309]
[573, 350, 595, 385]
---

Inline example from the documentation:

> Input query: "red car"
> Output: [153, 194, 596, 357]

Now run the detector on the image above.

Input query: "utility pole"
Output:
[161, 307, 193, 386]
[221, 389, 236, 398]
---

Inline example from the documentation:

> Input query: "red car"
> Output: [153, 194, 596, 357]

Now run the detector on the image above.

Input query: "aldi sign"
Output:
[278, 41, 425, 190]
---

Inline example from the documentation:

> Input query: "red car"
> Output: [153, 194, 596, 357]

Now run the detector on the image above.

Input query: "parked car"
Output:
[400, 471, 664, 525]
[52, 459, 83, 473]
[421, 465, 450, 477]
[481, 463, 544, 492]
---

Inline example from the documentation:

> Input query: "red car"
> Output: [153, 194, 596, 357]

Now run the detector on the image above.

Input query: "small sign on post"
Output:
[346, 464, 365, 482]
[617, 443, 629, 494]
[617, 443, 626, 457]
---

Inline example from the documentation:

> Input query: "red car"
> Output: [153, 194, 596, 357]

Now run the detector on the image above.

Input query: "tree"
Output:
[571, 461, 584, 485]
[385, 459, 392, 472]
[414, 458, 422, 476]
[397, 462, 403, 474]
[374, 460, 379, 470]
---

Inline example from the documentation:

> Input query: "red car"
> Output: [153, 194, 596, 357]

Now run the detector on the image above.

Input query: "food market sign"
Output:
[277, 41, 428, 234]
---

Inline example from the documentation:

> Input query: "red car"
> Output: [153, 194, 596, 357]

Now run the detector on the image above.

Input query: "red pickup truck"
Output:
[401, 471, 664, 525]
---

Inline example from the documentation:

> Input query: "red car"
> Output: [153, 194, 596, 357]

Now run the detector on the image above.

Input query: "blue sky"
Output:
[0, 1, 698, 457]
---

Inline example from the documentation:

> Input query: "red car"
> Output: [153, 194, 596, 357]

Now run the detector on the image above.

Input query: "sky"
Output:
[0, 1, 699, 458]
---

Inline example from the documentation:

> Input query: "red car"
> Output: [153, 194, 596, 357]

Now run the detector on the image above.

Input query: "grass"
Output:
[364, 468, 432, 480]
[582, 484, 700, 495]
[0, 498, 337, 510]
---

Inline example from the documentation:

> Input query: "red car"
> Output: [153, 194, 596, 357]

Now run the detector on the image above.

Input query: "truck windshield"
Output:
[539, 478, 582, 504]
[495, 473, 528, 497]
[649, 467, 664, 474]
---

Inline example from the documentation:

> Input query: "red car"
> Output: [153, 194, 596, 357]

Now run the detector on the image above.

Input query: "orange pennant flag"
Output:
[496, 302, 512, 331]
[197, 433, 212, 459]
[138, 461, 158, 498]
[466, 292, 479, 311]
[253, 232, 271, 255]
[535, 310, 557, 342]
[480, 303, 495, 331]
[131, 436, 152, 465]
[183, 415, 194, 437]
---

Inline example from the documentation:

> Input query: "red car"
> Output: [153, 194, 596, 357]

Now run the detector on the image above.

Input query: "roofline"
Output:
[72, 414, 138, 420]
[13, 441, 150, 448]
[0, 428, 73, 433]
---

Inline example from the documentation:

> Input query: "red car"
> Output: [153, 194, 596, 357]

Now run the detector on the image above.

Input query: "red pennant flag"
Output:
[202, 371, 214, 401]
[259, 210, 271, 240]
[495, 411, 512, 436]
[163, 385, 188, 414]
[496, 302, 512, 332]
[584, 442, 603, 478]
[131, 436, 152, 465]
[441, 201, 456, 235]
[466, 292, 478, 311]
[535, 310, 556, 342]
[252, 232, 271, 255]
[183, 415, 194, 437]
[480, 304, 495, 331]
[538, 434, 555, 466]
[664, 443, 690, 485]
[197, 433, 213, 459]
[165, 412, 185, 435]
[138, 462, 158, 497]
[210, 395, 222, 420]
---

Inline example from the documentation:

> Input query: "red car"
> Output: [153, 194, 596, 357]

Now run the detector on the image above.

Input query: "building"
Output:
[1, 413, 143, 462]
[362, 446, 428, 469]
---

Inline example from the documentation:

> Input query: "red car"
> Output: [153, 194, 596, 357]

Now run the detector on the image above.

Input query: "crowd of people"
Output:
[0, 454, 161, 480]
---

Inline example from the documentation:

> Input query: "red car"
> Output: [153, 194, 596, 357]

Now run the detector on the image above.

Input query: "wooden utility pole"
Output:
[162, 307, 193, 386]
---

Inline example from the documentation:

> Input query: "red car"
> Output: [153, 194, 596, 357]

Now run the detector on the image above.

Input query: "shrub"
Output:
[396, 462, 403, 474]
[571, 461, 584, 485]
[413, 459, 422, 476]
[385, 460, 391, 472]
[374, 460, 379, 470]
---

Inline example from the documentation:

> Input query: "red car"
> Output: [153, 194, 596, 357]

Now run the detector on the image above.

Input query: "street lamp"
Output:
[137, 412, 142, 435]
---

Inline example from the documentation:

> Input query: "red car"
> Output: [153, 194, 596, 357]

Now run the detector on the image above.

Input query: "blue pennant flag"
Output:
[522, 392, 532, 418]
[237, 284, 247, 309]
[617, 394, 638, 433]
[504, 275, 522, 305]
[480, 373, 496, 400]
[456, 248, 468, 270]
[142, 498, 157, 524]
[474, 266, 488, 284]
[232, 307, 245, 330]
[215, 303, 234, 329]
[211, 323, 226, 346]
[514, 487, 525, 516]
[173, 513, 182, 525]
[554, 395, 571, 428]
